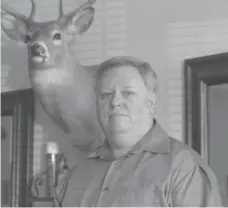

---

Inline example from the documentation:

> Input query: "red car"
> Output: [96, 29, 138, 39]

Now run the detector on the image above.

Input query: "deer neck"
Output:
[28, 50, 93, 93]
[29, 50, 69, 88]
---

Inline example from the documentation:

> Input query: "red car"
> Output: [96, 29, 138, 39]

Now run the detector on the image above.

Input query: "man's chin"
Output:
[109, 124, 132, 134]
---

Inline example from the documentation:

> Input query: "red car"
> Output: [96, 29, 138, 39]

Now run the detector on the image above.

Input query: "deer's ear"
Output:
[1, 13, 28, 42]
[66, 7, 94, 36]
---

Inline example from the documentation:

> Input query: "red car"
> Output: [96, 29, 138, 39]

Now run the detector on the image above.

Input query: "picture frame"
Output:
[184, 52, 228, 163]
[1, 88, 35, 207]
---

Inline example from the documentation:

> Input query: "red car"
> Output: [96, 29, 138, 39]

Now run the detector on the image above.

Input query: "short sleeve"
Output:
[168, 151, 223, 207]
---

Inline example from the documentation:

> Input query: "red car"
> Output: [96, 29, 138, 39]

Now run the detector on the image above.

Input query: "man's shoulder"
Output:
[166, 137, 217, 183]
[167, 137, 205, 168]
[168, 137, 192, 153]
[166, 137, 221, 202]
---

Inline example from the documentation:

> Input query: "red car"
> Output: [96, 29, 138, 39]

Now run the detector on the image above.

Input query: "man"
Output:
[55, 56, 223, 206]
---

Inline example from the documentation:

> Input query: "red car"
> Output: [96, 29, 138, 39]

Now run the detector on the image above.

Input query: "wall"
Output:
[1, 0, 228, 173]
[127, 0, 228, 140]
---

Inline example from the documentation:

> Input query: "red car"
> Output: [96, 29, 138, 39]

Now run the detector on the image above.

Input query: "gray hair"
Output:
[96, 56, 158, 94]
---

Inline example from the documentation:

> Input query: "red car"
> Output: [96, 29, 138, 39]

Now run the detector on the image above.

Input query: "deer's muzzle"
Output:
[29, 42, 49, 63]
[30, 43, 45, 56]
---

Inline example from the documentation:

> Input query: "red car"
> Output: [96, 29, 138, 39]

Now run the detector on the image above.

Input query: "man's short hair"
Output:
[96, 56, 158, 94]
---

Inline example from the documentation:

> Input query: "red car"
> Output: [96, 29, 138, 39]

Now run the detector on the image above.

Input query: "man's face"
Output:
[96, 66, 155, 146]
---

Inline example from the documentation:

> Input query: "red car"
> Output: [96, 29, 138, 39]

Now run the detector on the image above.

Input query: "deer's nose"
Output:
[30, 43, 45, 56]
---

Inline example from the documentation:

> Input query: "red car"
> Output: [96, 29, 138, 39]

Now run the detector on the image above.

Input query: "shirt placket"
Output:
[95, 160, 120, 206]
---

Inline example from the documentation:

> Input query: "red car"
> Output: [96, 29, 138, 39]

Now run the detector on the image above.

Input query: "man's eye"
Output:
[122, 91, 136, 97]
[101, 92, 112, 99]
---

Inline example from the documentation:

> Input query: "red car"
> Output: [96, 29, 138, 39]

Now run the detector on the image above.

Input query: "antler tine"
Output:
[65, 0, 96, 18]
[58, 0, 64, 19]
[29, 0, 36, 21]
[1, 1, 32, 24]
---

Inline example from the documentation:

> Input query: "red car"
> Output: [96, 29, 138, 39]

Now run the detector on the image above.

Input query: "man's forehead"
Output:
[97, 65, 147, 90]
[101, 66, 141, 81]
[100, 75, 143, 87]
[99, 79, 148, 95]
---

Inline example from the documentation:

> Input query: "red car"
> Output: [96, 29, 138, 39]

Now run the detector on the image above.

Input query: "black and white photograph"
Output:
[1, 0, 228, 206]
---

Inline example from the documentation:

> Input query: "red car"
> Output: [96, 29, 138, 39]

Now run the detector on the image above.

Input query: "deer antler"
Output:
[1, 0, 36, 23]
[58, 0, 64, 19]
[29, 0, 36, 21]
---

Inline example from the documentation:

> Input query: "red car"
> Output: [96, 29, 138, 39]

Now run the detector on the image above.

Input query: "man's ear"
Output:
[65, 7, 94, 36]
[1, 13, 29, 42]
[147, 93, 157, 115]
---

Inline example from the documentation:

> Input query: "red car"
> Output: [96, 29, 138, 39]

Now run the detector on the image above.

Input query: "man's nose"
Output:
[110, 91, 123, 107]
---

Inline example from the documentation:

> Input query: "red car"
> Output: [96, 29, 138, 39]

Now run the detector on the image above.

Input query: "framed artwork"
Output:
[1, 88, 35, 207]
[184, 52, 228, 205]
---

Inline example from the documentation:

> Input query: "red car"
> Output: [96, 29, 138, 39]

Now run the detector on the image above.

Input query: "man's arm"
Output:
[168, 151, 223, 206]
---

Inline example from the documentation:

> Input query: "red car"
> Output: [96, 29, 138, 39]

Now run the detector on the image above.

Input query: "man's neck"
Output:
[108, 119, 155, 159]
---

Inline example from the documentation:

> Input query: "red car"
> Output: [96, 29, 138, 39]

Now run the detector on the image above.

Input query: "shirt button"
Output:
[103, 186, 109, 191]
[114, 160, 120, 165]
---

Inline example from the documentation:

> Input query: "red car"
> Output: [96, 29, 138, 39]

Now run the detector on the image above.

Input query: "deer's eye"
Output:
[24, 34, 32, 43]
[53, 33, 61, 40]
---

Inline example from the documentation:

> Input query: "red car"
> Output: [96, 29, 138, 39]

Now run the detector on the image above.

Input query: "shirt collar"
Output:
[87, 120, 170, 160]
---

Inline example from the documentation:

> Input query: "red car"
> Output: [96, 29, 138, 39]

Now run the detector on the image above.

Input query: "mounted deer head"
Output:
[1, 0, 95, 69]
[1, 0, 103, 151]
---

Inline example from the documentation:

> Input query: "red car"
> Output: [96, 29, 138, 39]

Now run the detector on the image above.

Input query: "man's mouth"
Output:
[110, 114, 128, 118]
